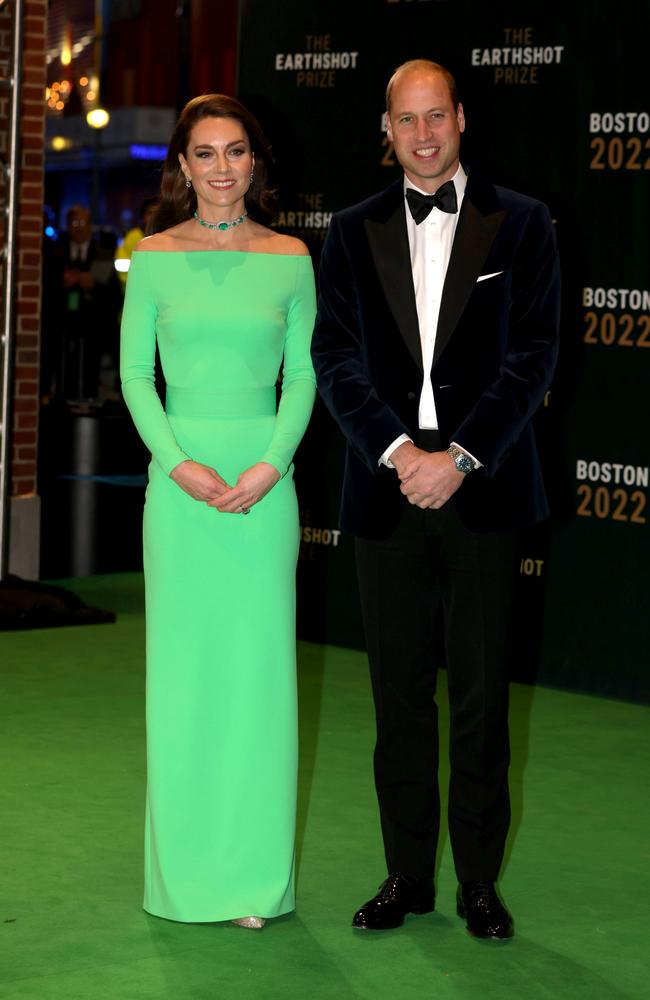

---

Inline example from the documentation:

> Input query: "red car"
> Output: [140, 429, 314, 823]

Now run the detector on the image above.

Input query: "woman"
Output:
[120, 94, 316, 929]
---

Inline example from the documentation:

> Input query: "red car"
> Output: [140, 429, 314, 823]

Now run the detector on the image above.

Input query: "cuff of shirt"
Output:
[450, 440, 483, 469]
[379, 433, 412, 468]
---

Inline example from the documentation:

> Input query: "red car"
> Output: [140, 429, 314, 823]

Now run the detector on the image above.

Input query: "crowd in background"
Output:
[40, 198, 159, 407]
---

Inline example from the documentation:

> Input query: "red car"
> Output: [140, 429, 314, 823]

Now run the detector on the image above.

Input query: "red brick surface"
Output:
[0, 0, 47, 496]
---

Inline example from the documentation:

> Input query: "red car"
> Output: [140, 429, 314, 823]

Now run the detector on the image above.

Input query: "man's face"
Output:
[68, 209, 91, 244]
[386, 70, 465, 193]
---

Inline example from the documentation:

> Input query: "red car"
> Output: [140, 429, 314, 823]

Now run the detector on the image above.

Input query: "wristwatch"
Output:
[447, 444, 476, 475]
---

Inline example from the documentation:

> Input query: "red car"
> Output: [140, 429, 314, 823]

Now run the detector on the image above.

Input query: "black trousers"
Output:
[355, 441, 518, 883]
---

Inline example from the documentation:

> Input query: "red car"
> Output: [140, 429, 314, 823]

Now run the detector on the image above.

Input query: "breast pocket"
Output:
[471, 269, 510, 309]
[465, 268, 511, 334]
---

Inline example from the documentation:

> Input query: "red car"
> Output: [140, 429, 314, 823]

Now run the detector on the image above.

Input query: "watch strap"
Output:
[447, 444, 476, 474]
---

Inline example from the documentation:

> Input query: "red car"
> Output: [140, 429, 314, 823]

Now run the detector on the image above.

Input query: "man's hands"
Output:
[169, 459, 281, 514]
[389, 441, 465, 510]
[63, 267, 95, 291]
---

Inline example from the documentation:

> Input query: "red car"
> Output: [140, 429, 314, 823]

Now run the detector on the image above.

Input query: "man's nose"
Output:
[415, 117, 432, 140]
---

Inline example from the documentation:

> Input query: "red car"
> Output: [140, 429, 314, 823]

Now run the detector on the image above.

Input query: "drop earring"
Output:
[185, 177, 192, 188]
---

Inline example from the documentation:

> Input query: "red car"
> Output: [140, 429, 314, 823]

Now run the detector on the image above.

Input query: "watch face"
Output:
[456, 454, 474, 474]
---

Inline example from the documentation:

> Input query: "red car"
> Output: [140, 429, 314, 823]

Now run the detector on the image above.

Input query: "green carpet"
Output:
[1, 573, 648, 999]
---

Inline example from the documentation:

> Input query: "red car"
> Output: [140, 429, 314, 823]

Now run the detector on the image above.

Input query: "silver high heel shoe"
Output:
[231, 916, 266, 930]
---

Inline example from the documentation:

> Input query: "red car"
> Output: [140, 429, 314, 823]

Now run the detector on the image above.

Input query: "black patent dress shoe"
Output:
[456, 880, 514, 940]
[352, 875, 435, 930]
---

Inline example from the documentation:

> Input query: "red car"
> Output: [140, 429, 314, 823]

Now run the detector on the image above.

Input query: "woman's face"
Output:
[178, 115, 254, 220]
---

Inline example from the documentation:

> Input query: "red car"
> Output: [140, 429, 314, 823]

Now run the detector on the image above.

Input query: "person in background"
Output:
[115, 197, 159, 289]
[43, 204, 120, 401]
[312, 59, 560, 941]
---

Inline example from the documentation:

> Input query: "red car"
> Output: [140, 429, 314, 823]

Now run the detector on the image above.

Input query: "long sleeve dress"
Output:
[120, 249, 316, 922]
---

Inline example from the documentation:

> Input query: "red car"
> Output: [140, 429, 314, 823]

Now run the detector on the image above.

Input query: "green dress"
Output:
[120, 250, 316, 923]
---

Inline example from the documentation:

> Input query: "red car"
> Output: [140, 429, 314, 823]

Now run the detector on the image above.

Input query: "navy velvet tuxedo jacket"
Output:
[311, 170, 561, 538]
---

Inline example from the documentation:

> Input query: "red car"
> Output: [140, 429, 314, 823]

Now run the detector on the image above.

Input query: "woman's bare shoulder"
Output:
[133, 233, 174, 253]
[134, 222, 196, 253]
[248, 225, 310, 257]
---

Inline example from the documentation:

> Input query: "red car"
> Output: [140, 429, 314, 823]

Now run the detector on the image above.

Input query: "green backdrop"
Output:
[238, 0, 650, 703]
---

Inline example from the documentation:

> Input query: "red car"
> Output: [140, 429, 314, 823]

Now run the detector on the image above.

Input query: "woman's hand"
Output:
[169, 459, 231, 501]
[208, 462, 281, 514]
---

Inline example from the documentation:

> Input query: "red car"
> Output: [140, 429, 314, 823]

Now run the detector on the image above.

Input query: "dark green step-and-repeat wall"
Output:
[238, 0, 649, 703]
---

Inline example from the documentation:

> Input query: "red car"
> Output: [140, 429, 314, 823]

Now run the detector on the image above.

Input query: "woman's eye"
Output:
[229, 148, 245, 157]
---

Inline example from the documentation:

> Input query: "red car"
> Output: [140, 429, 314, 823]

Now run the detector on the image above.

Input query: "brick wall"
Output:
[0, 0, 46, 499]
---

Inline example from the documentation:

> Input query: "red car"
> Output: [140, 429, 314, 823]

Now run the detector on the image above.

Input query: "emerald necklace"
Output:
[193, 209, 247, 232]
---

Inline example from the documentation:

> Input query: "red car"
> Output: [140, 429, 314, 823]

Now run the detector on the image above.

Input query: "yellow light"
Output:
[48, 99, 57, 108]
[61, 43, 72, 66]
[86, 90, 95, 101]
[60, 80, 71, 94]
[51, 81, 60, 91]
[45, 87, 50, 99]
[51, 136, 71, 151]
[79, 76, 89, 87]
[55, 100, 64, 110]
[86, 107, 110, 129]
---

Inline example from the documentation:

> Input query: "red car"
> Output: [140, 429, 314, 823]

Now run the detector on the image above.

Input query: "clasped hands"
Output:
[63, 267, 95, 291]
[169, 459, 281, 514]
[390, 441, 464, 510]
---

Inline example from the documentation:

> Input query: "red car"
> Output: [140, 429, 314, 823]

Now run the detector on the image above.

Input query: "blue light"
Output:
[130, 144, 167, 161]
[45, 226, 56, 238]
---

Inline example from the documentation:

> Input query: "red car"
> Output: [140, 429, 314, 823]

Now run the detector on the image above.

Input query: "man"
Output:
[311, 60, 560, 940]
[45, 205, 120, 400]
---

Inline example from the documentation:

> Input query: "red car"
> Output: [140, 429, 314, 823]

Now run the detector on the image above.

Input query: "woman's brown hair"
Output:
[150, 94, 276, 234]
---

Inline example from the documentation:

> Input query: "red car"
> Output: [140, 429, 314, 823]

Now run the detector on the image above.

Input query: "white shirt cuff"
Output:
[379, 434, 412, 468]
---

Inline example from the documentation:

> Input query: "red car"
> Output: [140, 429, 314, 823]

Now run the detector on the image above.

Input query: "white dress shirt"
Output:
[69, 240, 90, 263]
[379, 165, 480, 469]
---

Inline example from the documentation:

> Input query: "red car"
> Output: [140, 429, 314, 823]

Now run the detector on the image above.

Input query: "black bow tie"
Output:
[406, 181, 458, 223]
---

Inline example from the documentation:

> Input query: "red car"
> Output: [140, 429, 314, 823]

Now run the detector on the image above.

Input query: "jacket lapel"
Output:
[364, 182, 423, 371]
[433, 174, 505, 366]
[362, 173, 506, 371]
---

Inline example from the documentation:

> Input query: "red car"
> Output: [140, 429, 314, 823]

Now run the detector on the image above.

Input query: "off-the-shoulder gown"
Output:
[120, 249, 316, 922]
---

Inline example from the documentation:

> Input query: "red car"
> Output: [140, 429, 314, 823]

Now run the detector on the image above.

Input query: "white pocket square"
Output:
[476, 270, 504, 283]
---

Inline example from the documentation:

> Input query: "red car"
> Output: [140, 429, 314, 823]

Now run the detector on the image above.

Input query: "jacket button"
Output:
[407, 391, 417, 401]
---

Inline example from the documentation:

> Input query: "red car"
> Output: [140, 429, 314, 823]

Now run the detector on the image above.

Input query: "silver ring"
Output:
[240, 506, 250, 515]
